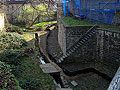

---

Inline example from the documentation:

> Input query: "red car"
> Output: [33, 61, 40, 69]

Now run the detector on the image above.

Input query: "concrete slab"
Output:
[71, 80, 78, 87]
[40, 63, 60, 73]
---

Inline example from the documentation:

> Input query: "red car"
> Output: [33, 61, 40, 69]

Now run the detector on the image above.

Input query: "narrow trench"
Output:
[35, 31, 64, 88]
[48, 53, 112, 82]
[37, 25, 112, 88]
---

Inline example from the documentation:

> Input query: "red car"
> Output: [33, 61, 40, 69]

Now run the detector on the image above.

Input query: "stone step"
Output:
[76, 44, 79, 47]
[84, 37, 88, 40]
[77, 42, 82, 45]
[60, 57, 64, 61]
[87, 34, 92, 37]
[74, 46, 78, 48]
[70, 49, 74, 52]
[62, 55, 66, 59]
[81, 39, 86, 42]
[72, 47, 76, 50]
[58, 60, 61, 63]
[85, 35, 90, 38]
[79, 41, 84, 44]
[66, 52, 71, 56]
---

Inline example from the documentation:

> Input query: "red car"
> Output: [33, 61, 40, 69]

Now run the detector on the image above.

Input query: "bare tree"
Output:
[1, 0, 58, 27]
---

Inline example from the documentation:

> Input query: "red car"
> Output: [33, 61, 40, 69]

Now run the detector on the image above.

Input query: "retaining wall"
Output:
[58, 18, 120, 65]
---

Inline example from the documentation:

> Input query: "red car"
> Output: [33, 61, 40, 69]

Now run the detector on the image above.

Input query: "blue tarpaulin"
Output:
[62, 0, 120, 24]
[62, 0, 66, 15]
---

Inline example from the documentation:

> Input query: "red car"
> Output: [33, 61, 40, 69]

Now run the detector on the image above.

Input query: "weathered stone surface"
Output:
[71, 80, 78, 87]
[58, 18, 97, 56]
[58, 18, 120, 65]
[97, 28, 120, 65]
[40, 63, 60, 73]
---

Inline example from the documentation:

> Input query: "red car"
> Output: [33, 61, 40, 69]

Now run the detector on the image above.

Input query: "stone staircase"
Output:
[57, 26, 96, 63]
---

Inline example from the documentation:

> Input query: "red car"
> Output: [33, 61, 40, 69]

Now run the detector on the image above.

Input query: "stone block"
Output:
[71, 80, 78, 87]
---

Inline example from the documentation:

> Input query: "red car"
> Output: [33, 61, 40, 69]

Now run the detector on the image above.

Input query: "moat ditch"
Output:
[46, 29, 118, 89]
[38, 24, 118, 89]
[41, 52, 115, 89]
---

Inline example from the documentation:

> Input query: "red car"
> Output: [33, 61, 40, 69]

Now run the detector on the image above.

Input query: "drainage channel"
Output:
[48, 53, 112, 82]
[34, 32, 64, 88]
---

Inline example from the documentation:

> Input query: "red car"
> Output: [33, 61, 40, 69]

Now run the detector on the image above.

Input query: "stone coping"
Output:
[97, 28, 120, 33]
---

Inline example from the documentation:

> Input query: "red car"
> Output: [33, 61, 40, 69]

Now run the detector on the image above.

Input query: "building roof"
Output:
[7, 0, 29, 4]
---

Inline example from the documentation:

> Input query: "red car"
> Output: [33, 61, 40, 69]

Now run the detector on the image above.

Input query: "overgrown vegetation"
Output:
[0, 61, 22, 90]
[0, 32, 27, 50]
[62, 16, 120, 30]
[5, 24, 26, 33]
[0, 49, 24, 66]
[32, 20, 57, 30]
[18, 56, 55, 90]
[17, 4, 55, 27]
[0, 22, 56, 90]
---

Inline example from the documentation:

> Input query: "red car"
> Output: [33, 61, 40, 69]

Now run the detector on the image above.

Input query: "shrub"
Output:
[0, 49, 24, 66]
[0, 61, 22, 90]
[11, 65, 25, 77]
[5, 24, 26, 33]
[0, 32, 27, 50]
[19, 77, 42, 90]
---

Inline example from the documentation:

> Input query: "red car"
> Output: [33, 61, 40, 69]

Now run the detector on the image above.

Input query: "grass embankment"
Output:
[18, 21, 56, 90]
[33, 20, 57, 27]
[19, 31, 55, 90]
[62, 16, 120, 30]
[32, 20, 57, 31]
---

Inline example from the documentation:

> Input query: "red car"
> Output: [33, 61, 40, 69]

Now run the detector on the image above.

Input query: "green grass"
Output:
[18, 55, 55, 90]
[0, 23, 56, 89]
[19, 32, 56, 90]
[62, 16, 120, 30]
[33, 20, 57, 27]
[13, 24, 26, 29]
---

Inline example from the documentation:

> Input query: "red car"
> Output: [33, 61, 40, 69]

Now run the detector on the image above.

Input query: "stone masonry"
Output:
[58, 18, 120, 65]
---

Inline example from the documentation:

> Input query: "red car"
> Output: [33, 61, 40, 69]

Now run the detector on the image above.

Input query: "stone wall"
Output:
[64, 28, 97, 63]
[97, 28, 120, 65]
[58, 19, 67, 55]
[58, 18, 120, 65]
[58, 18, 96, 55]
[0, 12, 4, 31]
[66, 26, 95, 50]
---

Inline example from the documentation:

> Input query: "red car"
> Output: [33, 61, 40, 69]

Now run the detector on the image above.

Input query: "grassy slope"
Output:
[33, 20, 57, 27]
[17, 21, 56, 90]
[62, 16, 120, 30]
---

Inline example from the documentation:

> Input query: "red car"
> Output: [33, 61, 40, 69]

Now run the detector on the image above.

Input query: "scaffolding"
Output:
[62, 0, 120, 24]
